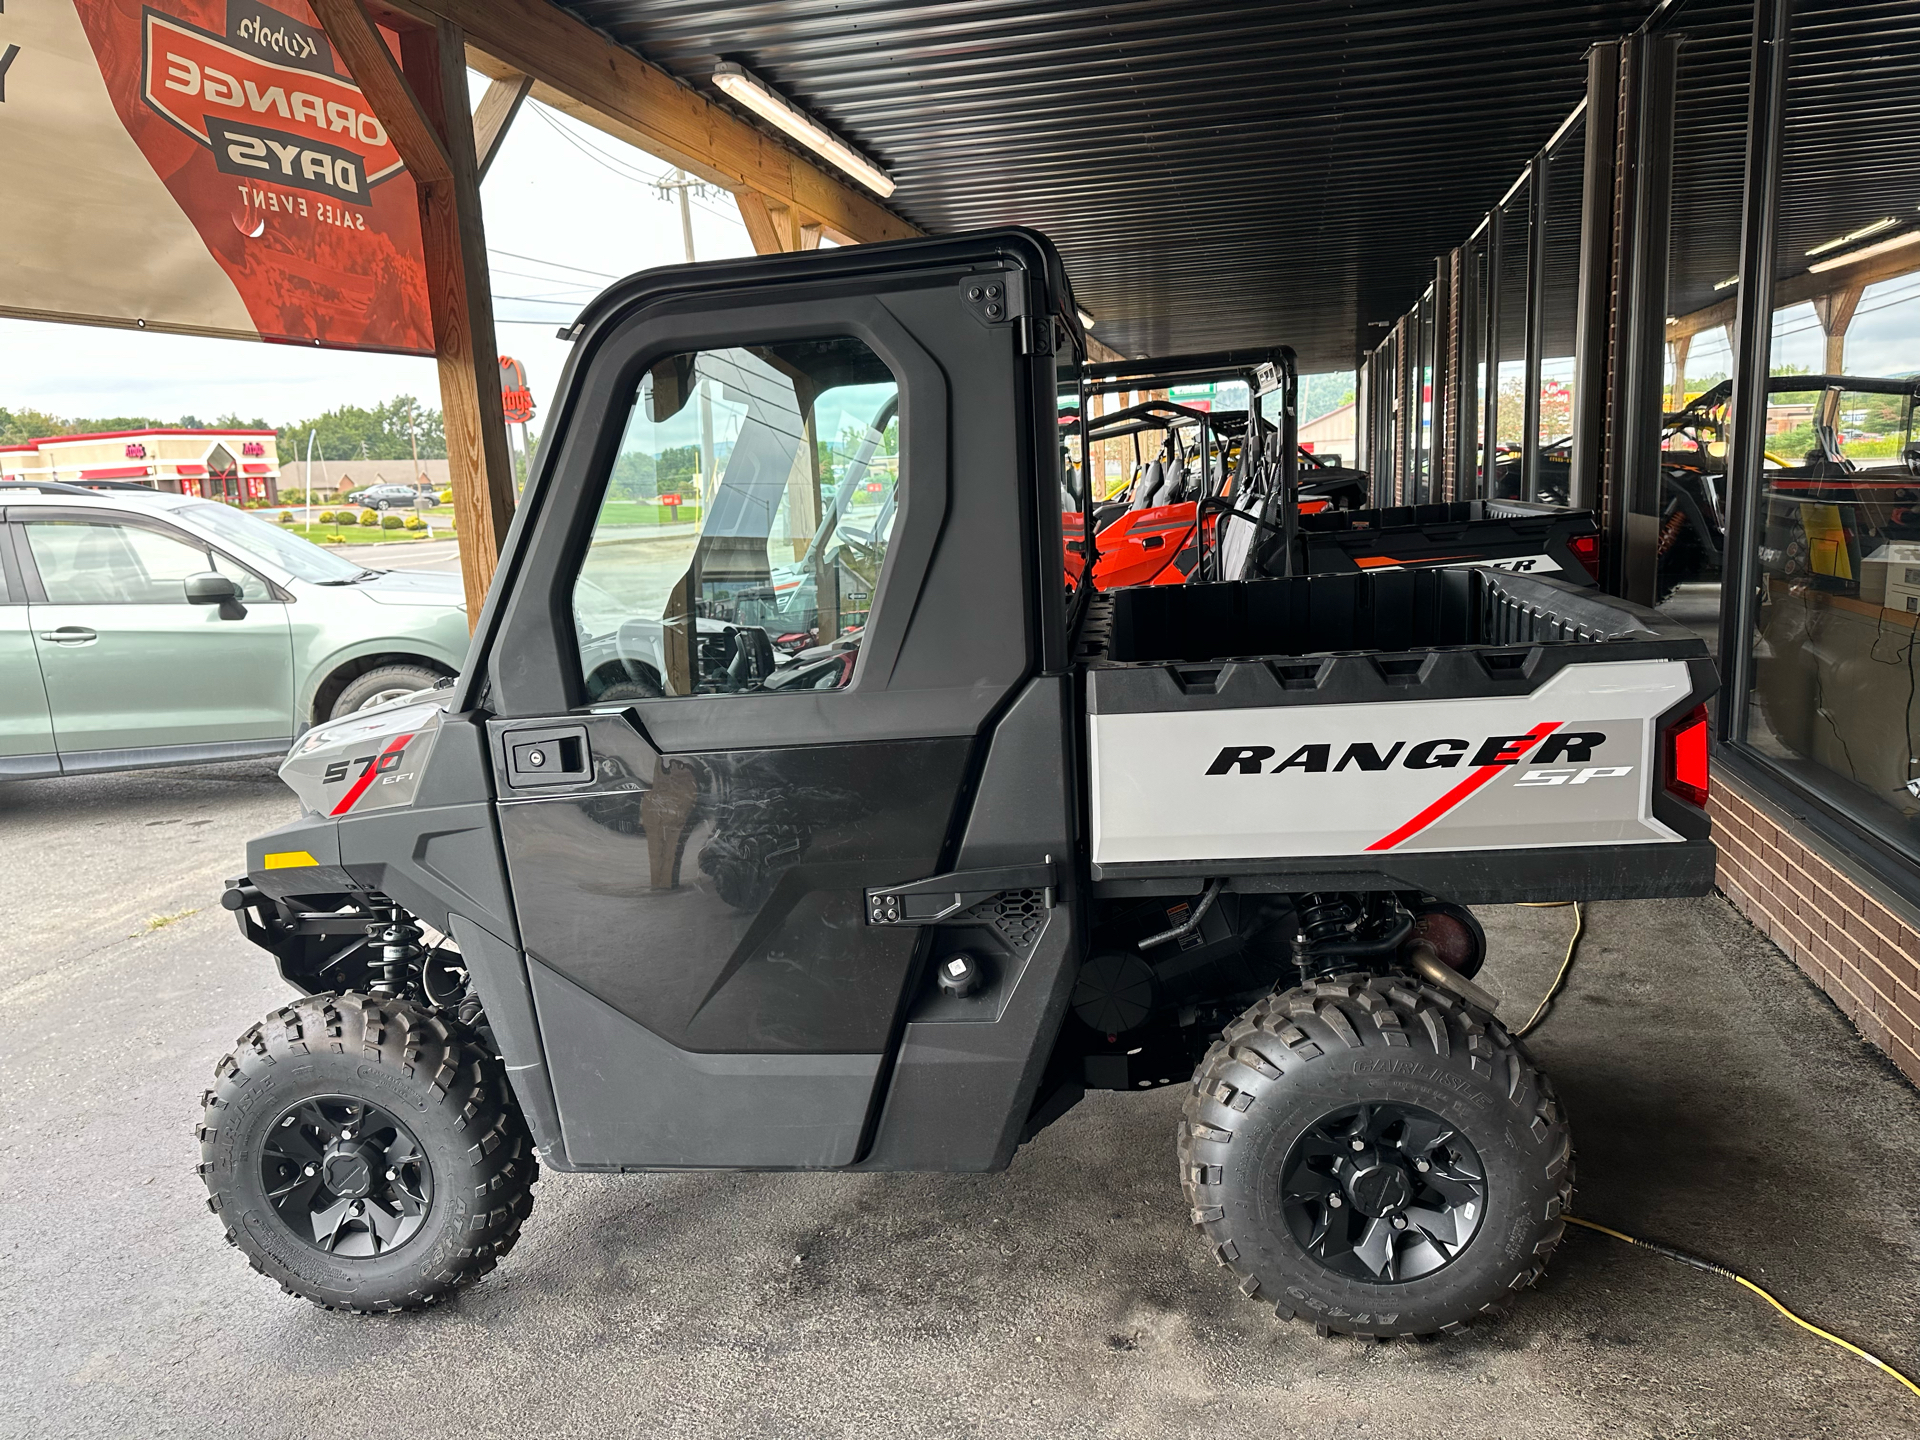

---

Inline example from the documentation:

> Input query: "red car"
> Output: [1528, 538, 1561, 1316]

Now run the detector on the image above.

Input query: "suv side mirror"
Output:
[185, 572, 247, 620]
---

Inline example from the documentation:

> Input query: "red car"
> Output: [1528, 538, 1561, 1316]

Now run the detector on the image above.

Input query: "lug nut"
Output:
[340, 1129, 353, 1140]
[1328, 1195, 1343, 1208]
[1350, 1139, 1365, 1152]
[1414, 1158, 1430, 1172]
[304, 1165, 316, 1176]
[1391, 1214, 1409, 1230]
[386, 1169, 396, 1181]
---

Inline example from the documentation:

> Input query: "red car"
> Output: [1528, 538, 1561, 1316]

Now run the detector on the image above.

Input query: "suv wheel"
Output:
[330, 664, 442, 719]
[198, 994, 537, 1312]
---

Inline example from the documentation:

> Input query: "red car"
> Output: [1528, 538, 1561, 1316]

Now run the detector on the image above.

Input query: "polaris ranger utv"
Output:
[201, 230, 1717, 1337]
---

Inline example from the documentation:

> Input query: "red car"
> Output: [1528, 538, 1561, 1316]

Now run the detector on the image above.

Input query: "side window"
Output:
[571, 337, 901, 700]
[24, 521, 216, 604]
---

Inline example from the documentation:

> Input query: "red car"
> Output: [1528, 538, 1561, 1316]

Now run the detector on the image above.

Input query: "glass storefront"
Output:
[1721, 0, 1920, 870]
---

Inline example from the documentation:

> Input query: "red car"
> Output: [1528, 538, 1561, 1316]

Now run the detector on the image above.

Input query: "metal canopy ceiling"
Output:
[556, 0, 1664, 372]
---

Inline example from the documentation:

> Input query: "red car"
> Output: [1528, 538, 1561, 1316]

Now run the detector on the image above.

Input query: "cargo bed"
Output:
[1288, 498, 1601, 584]
[1076, 567, 1716, 901]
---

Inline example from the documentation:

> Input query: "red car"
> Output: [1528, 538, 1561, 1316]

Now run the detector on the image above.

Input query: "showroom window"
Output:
[570, 337, 901, 701]
[1721, 0, 1920, 870]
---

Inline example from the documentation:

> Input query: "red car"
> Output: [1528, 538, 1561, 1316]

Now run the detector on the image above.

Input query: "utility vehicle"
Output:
[201, 230, 1716, 1336]
[1063, 350, 1600, 590]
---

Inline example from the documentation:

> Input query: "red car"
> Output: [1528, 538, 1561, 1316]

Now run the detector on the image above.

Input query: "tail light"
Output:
[1569, 532, 1601, 581]
[1663, 704, 1710, 807]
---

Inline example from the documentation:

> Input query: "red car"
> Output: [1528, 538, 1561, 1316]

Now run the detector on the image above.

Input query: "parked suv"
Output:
[0, 486, 469, 778]
[348, 483, 436, 511]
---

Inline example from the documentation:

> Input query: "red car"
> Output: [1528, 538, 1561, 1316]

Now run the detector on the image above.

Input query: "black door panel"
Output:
[496, 712, 968, 1053]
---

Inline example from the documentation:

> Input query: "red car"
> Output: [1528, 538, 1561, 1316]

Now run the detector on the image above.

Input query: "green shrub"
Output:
[358, 509, 380, 527]
[403, 514, 427, 531]
[277, 510, 294, 525]
[314, 509, 334, 524]
[381, 513, 405, 530]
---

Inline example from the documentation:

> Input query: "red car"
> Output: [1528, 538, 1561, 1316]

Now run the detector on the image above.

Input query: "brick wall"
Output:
[1710, 772, 1920, 1085]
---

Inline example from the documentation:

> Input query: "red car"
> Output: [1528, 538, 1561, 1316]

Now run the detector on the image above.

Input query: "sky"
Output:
[0, 73, 760, 432]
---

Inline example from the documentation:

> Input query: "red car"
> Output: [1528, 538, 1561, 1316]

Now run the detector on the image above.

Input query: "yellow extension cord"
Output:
[1562, 1215, 1920, 1401]
[1507, 901, 1920, 1402]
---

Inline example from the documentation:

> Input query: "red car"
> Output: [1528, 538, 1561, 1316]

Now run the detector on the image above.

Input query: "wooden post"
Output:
[1669, 333, 1691, 412]
[473, 71, 533, 181]
[312, 0, 517, 623]
[735, 190, 805, 253]
[1813, 284, 1865, 376]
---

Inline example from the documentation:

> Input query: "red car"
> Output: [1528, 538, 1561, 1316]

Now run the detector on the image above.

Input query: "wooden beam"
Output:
[383, 0, 917, 247]
[1813, 283, 1865, 374]
[1084, 335, 1126, 365]
[735, 190, 815, 253]
[472, 71, 533, 181]
[314, 0, 515, 620]
[310, 0, 450, 184]
[734, 190, 788, 254]
[1667, 245, 1920, 343]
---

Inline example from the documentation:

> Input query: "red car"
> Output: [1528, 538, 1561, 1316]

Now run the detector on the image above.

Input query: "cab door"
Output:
[479, 235, 1070, 1169]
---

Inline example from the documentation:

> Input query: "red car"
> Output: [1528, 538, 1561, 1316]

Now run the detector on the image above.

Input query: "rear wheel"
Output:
[198, 994, 537, 1312]
[1179, 974, 1570, 1338]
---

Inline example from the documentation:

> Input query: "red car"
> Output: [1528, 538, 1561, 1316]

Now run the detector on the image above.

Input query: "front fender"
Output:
[295, 622, 469, 726]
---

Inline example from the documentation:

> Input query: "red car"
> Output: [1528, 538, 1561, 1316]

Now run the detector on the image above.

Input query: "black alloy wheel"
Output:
[260, 1095, 434, 1257]
[1279, 1101, 1486, 1283]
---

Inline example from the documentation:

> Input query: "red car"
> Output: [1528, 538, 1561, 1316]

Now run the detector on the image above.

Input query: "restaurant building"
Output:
[0, 427, 281, 503]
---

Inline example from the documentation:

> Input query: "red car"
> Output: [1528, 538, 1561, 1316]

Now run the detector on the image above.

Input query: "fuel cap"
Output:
[936, 953, 983, 998]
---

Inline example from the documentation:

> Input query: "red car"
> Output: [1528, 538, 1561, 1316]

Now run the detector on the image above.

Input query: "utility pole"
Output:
[661, 170, 716, 502]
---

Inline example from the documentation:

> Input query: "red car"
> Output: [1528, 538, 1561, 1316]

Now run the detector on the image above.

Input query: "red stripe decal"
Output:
[1365, 722, 1560, 852]
[329, 732, 414, 817]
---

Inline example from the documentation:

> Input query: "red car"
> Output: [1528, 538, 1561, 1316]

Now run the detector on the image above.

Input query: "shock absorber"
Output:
[1291, 893, 1414, 984]
[367, 907, 422, 999]
[1293, 893, 1359, 982]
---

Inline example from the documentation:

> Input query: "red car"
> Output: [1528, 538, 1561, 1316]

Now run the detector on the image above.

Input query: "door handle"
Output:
[866, 862, 1056, 927]
[38, 626, 98, 645]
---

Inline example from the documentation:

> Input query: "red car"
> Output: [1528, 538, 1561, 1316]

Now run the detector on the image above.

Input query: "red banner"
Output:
[5, 2, 433, 354]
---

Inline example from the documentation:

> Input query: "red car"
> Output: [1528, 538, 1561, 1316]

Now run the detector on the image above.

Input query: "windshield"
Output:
[178, 501, 364, 582]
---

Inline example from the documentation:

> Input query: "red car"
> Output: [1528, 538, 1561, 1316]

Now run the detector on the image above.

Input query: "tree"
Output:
[276, 396, 447, 462]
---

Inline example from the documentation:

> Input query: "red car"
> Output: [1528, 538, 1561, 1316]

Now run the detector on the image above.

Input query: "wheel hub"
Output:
[258, 1095, 434, 1257]
[1340, 1156, 1413, 1217]
[1278, 1101, 1488, 1284]
[320, 1143, 380, 1200]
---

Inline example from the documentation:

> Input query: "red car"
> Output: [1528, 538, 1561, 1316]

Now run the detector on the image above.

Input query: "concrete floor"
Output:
[4, 763, 1918, 1440]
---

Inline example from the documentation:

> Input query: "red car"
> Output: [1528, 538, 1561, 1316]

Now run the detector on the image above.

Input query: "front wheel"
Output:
[1180, 974, 1570, 1338]
[329, 664, 442, 719]
[198, 994, 537, 1312]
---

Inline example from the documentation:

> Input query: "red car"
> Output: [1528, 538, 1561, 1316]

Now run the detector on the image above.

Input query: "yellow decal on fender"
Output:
[263, 851, 319, 869]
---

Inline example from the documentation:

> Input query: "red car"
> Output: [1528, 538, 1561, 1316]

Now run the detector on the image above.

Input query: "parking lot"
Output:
[5, 759, 1916, 1440]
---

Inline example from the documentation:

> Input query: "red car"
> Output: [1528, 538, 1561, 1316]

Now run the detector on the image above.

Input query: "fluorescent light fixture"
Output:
[1713, 274, 1740, 290]
[711, 63, 894, 197]
[1809, 229, 1920, 272]
[1077, 308, 1096, 329]
[1806, 217, 1898, 256]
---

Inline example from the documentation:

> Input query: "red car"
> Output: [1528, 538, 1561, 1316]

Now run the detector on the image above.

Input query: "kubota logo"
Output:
[1205, 731, 1608, 775]
[141, 8, 406, 207]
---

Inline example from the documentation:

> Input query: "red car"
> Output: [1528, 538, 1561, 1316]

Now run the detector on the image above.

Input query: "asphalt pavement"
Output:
[4, 764, 1918, 1439]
